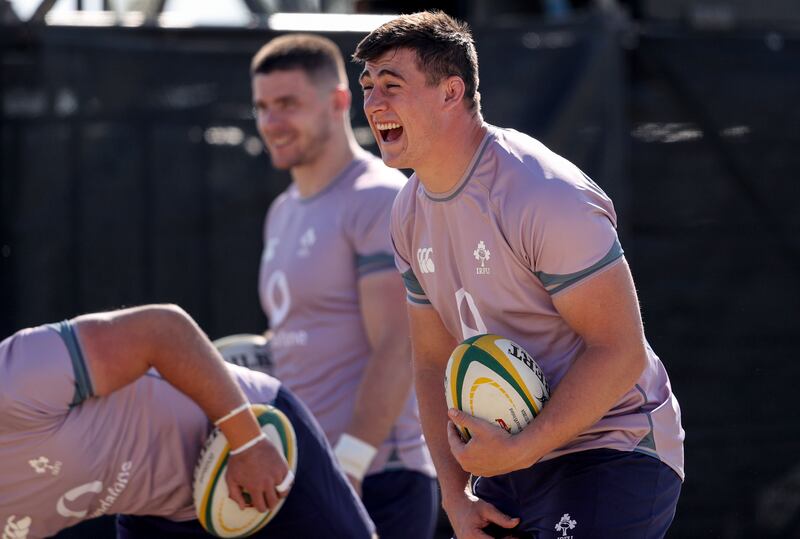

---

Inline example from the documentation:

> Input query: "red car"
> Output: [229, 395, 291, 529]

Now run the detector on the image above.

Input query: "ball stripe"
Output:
[455, 345, 540, 417]
[204, 452, 229, 535]
[472, 335, 544, 415]
[447, 343, 471, 409]
[198, 434, 226, 532]
[461, 334, 483, 345]
[468, 377, 515, 417]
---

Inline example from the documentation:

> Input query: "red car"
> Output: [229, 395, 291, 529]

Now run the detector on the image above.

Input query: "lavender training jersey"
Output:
[391, 125, 685, 480]
[0, 321, 281, 539]
[259, 151, 434, 478]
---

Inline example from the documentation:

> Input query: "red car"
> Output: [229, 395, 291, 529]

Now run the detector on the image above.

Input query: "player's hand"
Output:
[445, 491, 520, 539]
[225, 439, 293, 513]
[447, 409, 530, 477]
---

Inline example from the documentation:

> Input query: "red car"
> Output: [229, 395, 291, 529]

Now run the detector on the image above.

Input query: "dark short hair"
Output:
[352, 10, 480, 113]
[251, 33, 347, 85]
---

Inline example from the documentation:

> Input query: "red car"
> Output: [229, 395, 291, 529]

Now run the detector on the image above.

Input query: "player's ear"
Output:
[442, 76, 466, 111]
[331, 84, 351, 113]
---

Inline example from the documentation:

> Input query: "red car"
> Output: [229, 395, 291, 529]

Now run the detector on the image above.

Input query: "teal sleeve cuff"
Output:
[47, 321, 94, 406]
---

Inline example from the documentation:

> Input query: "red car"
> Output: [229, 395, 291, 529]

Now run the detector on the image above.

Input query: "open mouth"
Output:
[268, 134, 293, 149]
[376, 122, 403, 144]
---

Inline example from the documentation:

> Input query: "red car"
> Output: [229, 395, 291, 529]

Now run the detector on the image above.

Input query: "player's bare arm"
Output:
[339, 271, 413, 492]
[450, 259, 648, 477]
[73, 304, 291, 512]
[409, 304, 519, 539]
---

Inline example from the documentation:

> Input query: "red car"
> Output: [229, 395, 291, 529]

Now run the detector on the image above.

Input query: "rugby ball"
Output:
[193, 404, 298, 538]
[445, 334, 550, 440]
[214, 333, 274, 375]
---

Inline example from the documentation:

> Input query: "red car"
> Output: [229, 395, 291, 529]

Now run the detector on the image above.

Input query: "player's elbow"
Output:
[621, 341, 648, 383]
[144, 303, 190, 320]
[588, 337, 648, 389]
[139, 303, 197, 336]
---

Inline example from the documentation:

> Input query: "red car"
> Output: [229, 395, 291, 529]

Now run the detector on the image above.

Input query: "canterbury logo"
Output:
[417, 247, 435, 274]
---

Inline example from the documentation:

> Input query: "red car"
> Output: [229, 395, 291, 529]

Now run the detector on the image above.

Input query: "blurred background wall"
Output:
[2, 0, 800, 537]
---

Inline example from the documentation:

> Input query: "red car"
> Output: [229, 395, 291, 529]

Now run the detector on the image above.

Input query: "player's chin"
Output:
[376, 147, 407, 169]
[268, 154, 297, 170]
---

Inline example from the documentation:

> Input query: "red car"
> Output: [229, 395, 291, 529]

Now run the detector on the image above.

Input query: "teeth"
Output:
[271, 136, 292, 146]
[375, 122, 402, 131]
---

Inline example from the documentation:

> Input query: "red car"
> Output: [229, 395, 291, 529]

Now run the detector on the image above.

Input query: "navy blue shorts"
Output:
[117, 387, 375, 539]
[469, 449, 681, 539]
[363, 469, 438, 539]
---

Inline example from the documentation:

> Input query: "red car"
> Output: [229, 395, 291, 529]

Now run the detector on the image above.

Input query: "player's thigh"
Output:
[512, 449, 681, 539]
[362, 470, 439, 539]
[257, 387, 375, 539]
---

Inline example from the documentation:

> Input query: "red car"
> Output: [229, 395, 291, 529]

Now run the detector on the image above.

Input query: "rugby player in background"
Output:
[252, 34, 438, 539]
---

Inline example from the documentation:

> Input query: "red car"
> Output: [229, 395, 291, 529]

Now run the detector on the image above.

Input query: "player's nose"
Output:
[363, 87, 387, 116]
[255, 109, 284, 134]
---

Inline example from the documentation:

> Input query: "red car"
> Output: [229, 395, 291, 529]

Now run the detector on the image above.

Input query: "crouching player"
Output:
[0, 304, 373, 539]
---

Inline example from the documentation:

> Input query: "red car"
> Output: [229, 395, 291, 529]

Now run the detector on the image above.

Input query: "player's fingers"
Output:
[245, 488, 266, 513]
[226, 481, 248, 511]
[447, 421, 466, 459]
[264, 485, 280, 511]
[449, 409, 492, 434]
[275, 469, 294, 498]
[448, 408, 467, 426]
[479, 500, 520, 529]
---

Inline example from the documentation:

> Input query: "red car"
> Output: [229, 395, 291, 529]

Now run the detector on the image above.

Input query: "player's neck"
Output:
[290, 128, 359, 199]
[416, 119, 486, 194]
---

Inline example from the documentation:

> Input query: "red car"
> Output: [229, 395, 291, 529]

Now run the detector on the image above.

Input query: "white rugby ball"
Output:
[193, 404, 298, 538]
[445, 334, 550, 440]
[214, 333, 274, 375]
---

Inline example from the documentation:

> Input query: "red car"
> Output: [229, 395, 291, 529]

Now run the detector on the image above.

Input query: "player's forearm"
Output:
[143, 308, 248, 414]
[345, 336, 414, 448]
[513, 342, 647, 467]
[415, 362, 471, 509]
[153, 309, 265, 449]
[405, 305, 467, 507]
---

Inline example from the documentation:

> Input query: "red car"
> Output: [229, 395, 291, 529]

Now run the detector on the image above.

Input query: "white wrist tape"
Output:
[333, 433, 377, 481]
[214, 403, 251, 427]
[275, 469, 294, 494]
[229, 432, 268, 456]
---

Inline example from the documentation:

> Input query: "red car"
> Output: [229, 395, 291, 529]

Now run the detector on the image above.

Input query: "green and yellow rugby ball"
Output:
[193, 404, 298, 538]
[445, 334, 550, 439]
